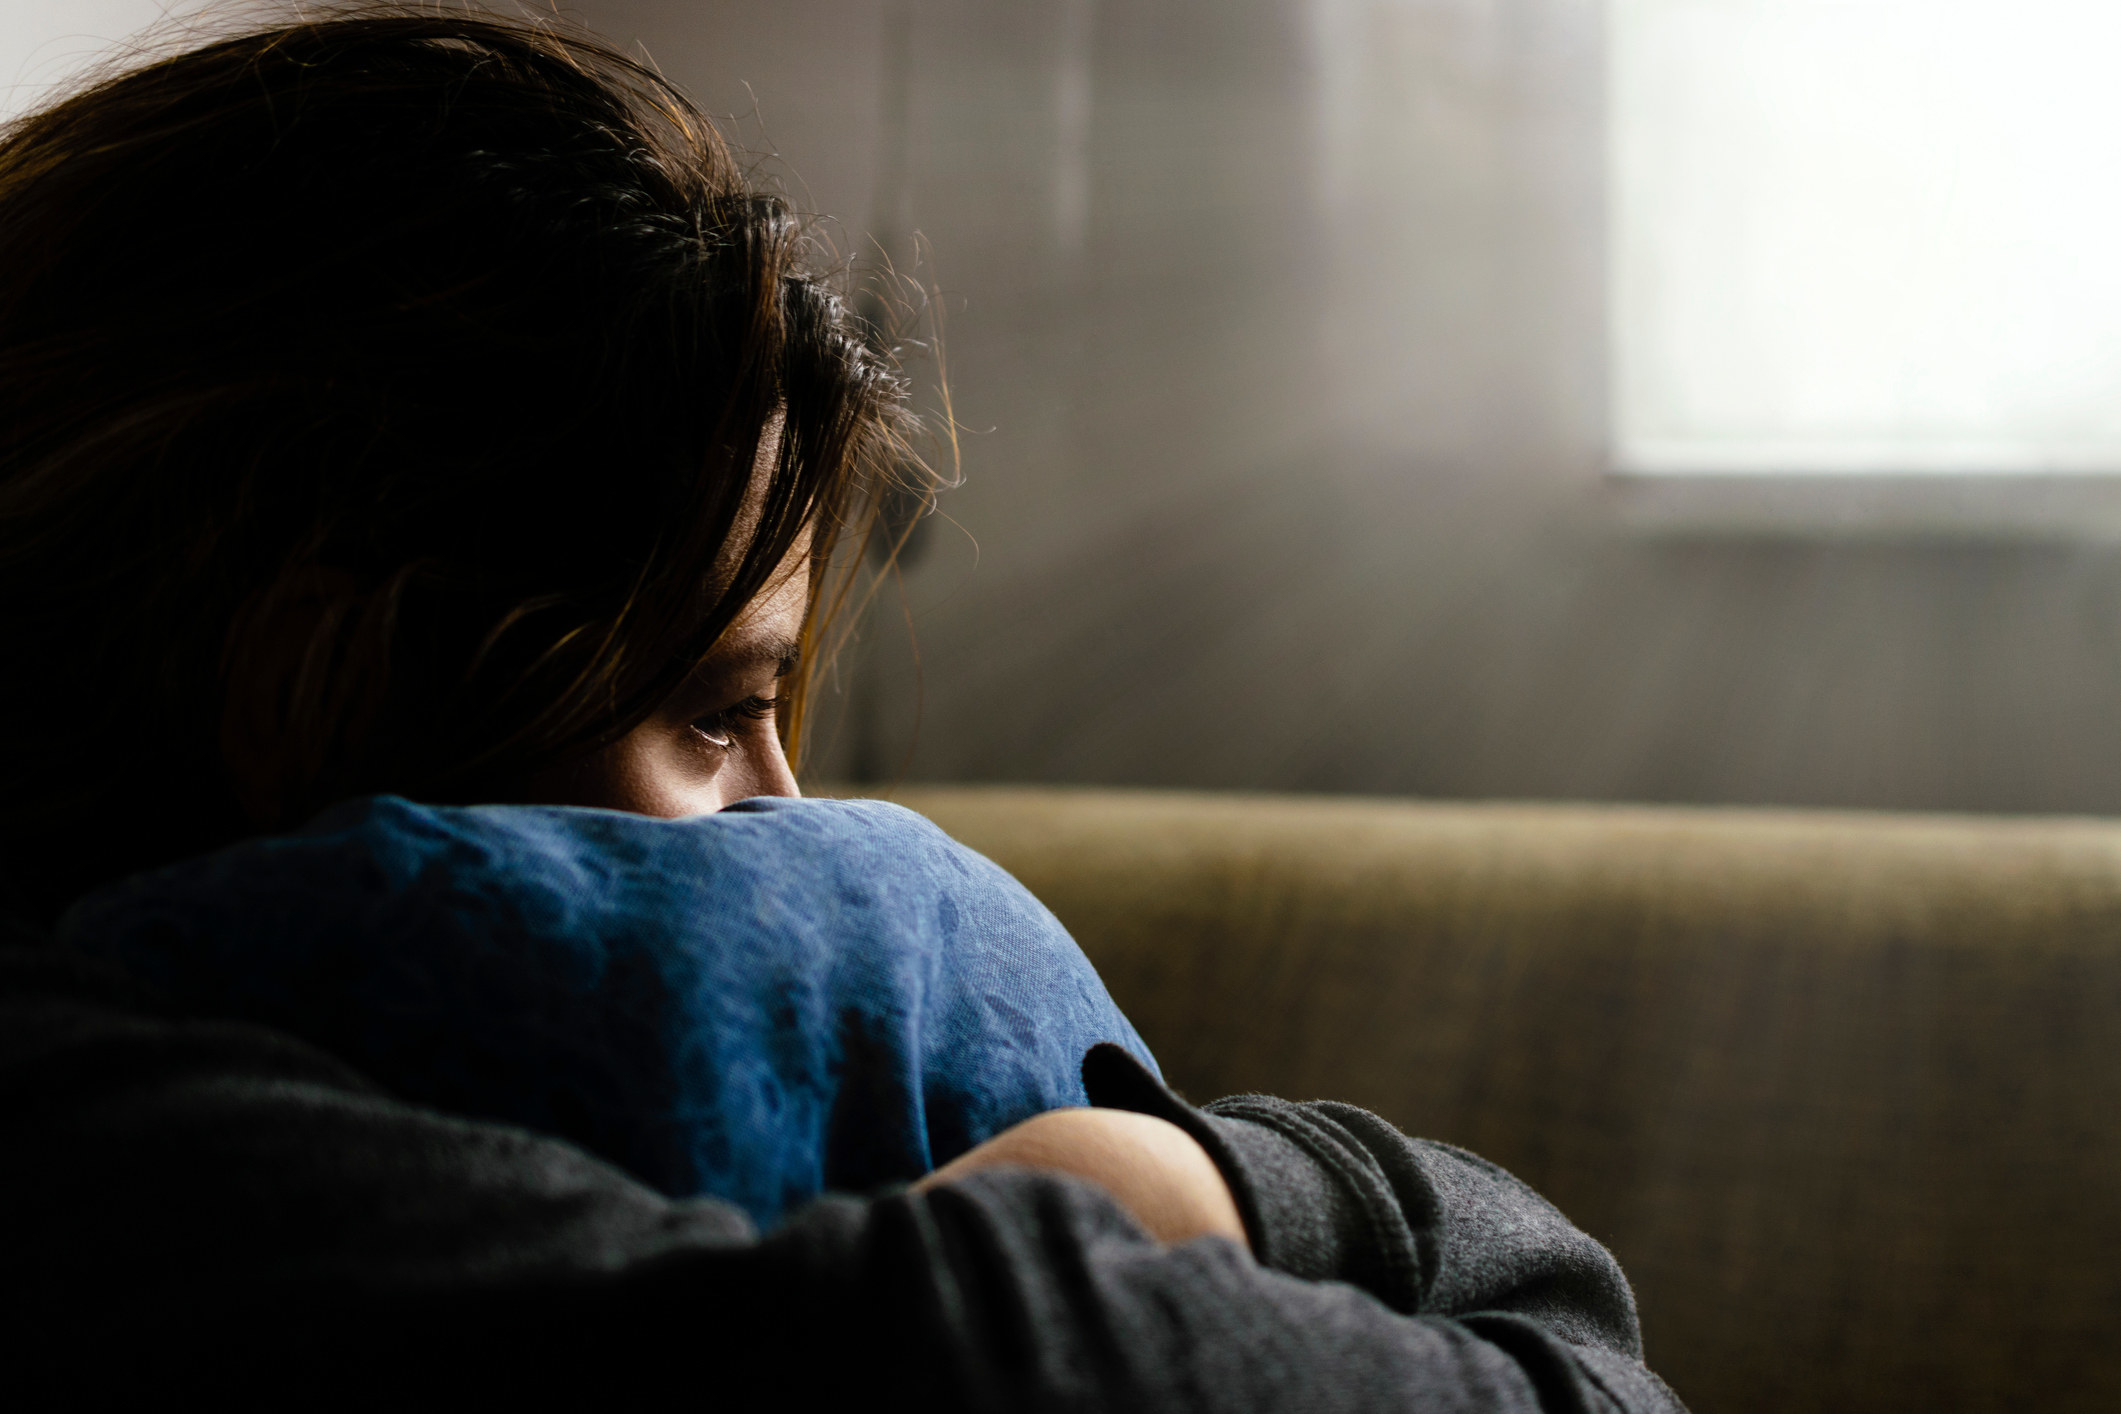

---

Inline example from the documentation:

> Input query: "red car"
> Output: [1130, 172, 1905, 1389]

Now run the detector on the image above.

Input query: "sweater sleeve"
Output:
[2, 948, 1685, 1412]
[1082, 1043, 1665, 1375]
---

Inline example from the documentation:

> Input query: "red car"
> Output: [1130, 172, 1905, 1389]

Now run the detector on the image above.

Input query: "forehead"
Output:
[699, 541, 809, 674]
[708, 412, 790, 586]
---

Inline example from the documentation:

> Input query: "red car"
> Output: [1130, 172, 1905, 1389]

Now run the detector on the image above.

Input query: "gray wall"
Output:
[577, 0, 2121, 815]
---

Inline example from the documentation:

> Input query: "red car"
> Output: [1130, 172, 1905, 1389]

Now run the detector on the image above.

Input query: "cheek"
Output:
[522, 726, 729, 818]
[622, 729, 742, 818]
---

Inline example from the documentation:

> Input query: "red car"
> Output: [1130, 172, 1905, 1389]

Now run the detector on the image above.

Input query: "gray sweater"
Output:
[1, 943, 1685, 1412]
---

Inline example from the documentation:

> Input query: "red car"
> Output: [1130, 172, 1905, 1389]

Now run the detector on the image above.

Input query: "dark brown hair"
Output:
[0, 10, 918, 918]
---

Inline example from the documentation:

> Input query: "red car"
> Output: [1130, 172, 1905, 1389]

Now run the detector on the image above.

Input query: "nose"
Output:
[738, 730, 801, 804]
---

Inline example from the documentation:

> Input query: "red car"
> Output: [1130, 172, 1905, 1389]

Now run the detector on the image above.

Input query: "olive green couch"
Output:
[881, 785, 2121, 1414]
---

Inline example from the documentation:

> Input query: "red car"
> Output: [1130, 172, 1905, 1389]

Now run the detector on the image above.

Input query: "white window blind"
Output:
[1610, 0, 2121, 476]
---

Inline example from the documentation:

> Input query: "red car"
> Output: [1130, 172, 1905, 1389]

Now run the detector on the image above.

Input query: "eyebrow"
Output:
[703, 635, 802, 677]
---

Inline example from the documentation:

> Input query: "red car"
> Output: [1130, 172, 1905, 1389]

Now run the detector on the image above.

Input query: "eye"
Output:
[690, 693, 778, 750]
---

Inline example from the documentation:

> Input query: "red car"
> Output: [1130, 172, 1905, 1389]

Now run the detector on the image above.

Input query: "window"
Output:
[1609, 1, 2121, 477]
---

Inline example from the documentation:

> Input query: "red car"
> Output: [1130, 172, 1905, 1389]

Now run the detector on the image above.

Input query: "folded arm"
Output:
[3, 949, 1683, 1412]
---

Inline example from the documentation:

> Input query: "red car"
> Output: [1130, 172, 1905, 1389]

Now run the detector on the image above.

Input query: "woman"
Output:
[0, 10, 1684, 1411]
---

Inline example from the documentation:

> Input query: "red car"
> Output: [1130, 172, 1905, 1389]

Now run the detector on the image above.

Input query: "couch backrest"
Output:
[891, 786, 2121, 1414]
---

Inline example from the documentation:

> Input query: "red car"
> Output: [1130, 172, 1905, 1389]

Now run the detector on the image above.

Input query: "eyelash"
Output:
[691, 694, 778, 750]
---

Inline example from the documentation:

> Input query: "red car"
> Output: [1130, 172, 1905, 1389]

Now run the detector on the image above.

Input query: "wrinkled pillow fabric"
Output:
[58, 795, 1156, 1226]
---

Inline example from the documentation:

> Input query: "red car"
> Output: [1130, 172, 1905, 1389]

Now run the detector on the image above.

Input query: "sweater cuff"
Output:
[1079, 1044, 1421, 1310]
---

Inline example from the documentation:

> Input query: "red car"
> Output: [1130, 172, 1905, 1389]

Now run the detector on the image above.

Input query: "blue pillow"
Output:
[57, 795, 1157, 1226]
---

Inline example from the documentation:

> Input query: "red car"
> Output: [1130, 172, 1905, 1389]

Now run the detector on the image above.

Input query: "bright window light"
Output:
[1610, 0, 2121, 476]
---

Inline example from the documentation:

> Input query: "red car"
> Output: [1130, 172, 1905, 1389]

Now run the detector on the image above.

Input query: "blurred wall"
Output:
[589, 0, 2121, 812]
